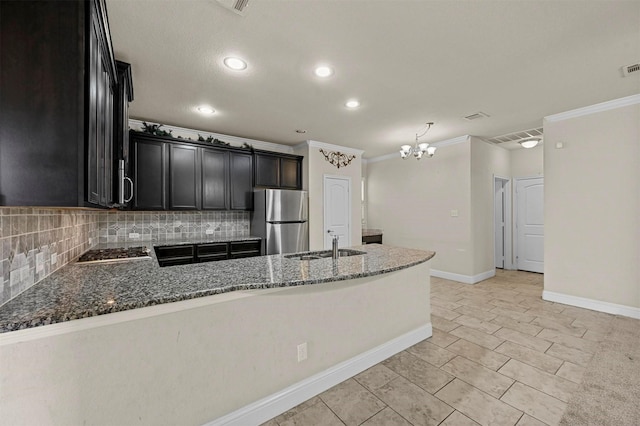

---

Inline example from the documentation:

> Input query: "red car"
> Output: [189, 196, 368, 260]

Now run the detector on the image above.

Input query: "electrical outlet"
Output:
[88, 237, 93, 246]
[51, 253, 57, 265]
[297, 342, 308, 362]
[129, 232, 140, 239]
[205, 229, 214, 235]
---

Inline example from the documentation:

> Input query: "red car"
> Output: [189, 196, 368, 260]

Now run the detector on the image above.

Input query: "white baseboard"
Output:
[543, 291, 640, 319]
[431, 269, 495, 285]
[205, 324, 432, 426]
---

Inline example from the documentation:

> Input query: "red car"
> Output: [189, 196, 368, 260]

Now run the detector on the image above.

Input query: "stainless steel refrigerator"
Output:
[251, 189, 308, 255]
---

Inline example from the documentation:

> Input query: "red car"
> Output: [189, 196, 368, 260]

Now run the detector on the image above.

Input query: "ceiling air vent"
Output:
[622, 63, 640, 77]
[216, 0, 250, 16]
[464, 112, 490, 121]
[486, 128, 543, 145]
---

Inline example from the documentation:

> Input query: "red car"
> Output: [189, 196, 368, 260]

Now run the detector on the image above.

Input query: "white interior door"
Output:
[494, 179, 506, 269]
[516, 177, 544, 273]
[323, 176, 351, 249]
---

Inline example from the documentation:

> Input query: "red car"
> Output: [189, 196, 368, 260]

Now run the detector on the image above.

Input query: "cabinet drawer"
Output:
[157, 257, 194, 267]
[229, 251, 260, 260]
[197, 243, 228, 256]
[154, 245, 195, 267]
[230, 241, 261, 254]
[155, 244, 194, 258]
[197, 253, 229, 263]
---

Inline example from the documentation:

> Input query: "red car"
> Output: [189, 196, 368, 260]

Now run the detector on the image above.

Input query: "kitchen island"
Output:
[0, 244, 434, 425]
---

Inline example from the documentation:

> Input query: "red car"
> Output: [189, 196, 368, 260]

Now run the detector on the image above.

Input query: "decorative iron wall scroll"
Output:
[319, 149, 356, 169]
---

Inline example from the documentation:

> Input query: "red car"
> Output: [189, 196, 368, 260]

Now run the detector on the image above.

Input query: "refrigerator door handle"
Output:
[268, 220, 307, 224]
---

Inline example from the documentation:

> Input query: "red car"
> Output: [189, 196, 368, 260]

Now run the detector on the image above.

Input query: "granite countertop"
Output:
[362, 229, 383, 237]
[0, 243, 434, 334]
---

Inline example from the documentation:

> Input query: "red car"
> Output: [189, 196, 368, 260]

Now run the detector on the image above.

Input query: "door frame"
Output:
[493, 175, 513, 270]
[514, 175, 544, 272]
[323, 174, 352, 249]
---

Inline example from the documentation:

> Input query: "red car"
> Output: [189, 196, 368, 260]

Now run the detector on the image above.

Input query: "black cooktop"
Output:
[77, 246, 151, 263]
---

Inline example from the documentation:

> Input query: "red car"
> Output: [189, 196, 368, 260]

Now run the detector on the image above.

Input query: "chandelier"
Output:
[400, 122, 437, 160]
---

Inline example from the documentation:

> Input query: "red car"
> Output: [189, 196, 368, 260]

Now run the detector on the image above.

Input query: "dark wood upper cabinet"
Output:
[0, 0, 122, 207]
[254, 151, 303, 190]
[113, 61, 134, 204]
[280, 157, 302, 189]
[254, 154, 280, 188]
[130, 133, 255, 211]
[169, 144, 200, 210]
[201, 148, 229, 210]
[230, 152, 254, 210]
[132, 136, 167, 210]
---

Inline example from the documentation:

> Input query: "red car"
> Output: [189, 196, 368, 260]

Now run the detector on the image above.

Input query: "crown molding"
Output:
[297, 140, 365, 156]
[544, 94, 640, 123]
[128, 119, 295, 154]
[366, 135, 469, 164]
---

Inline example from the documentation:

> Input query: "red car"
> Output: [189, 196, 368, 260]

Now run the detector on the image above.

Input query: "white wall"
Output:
[544, 98, 640, 312]
[295, 141, 363, 251]
[0, 263, 431, 425]
[511, 144, 544, 177]
[367, 138, 474, 276]
[470, 137, 510, 276]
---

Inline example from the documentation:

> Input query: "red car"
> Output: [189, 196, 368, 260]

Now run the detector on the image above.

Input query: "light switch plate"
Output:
[450, 209, 459, 217]
[51, 253, 57, 265]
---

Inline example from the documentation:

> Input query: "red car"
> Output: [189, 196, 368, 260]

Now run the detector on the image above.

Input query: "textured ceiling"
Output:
[106, 0, 640, 158]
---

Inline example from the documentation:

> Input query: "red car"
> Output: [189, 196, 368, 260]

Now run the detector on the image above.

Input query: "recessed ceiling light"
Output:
[345, 99, 360, 108]
[197, 105, 215, 115]
[223, 57, 247, 71]
[314, 66, 333, 77]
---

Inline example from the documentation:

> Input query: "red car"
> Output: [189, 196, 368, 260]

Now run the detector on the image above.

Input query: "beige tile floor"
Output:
[261, 270, 620, 426]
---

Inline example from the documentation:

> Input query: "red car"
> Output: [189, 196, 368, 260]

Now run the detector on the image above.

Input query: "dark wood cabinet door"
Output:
[254, 154, 279, 188]
[0, 0, 119, 207]
[201, 148, 229, 210]
[169, 144, 200, 210]
[280, 158, 301, 189]
[133, 138, 166, 210]
[230, 152, 253, 210]
[86, 18, 101, 205]
[113, 62, 134, 204]
[86, 1, 116, 207]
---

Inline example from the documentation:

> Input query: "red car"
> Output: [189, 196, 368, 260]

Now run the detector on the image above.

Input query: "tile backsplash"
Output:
[97, 211, 249, 244]
[0, 209, 250, 306]
[0, 208, 101, 305]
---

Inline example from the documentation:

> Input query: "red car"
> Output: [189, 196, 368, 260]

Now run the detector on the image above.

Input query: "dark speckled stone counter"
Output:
[0, 244, 435, 334]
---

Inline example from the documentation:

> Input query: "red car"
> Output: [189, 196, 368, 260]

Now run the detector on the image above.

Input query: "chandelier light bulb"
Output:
[400, 122, 436, 161]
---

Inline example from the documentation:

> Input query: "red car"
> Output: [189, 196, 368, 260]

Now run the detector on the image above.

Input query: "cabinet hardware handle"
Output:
[124, 177, 134, 202]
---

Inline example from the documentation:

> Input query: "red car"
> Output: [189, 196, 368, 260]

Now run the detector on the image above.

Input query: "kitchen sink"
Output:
[285, 249, 366, 261]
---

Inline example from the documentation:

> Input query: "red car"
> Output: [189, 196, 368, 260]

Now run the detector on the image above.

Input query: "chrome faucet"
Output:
[328, 230, 339, 260]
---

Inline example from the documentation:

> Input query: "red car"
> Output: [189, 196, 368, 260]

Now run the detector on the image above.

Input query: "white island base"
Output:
[0, 260, 431, 425]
